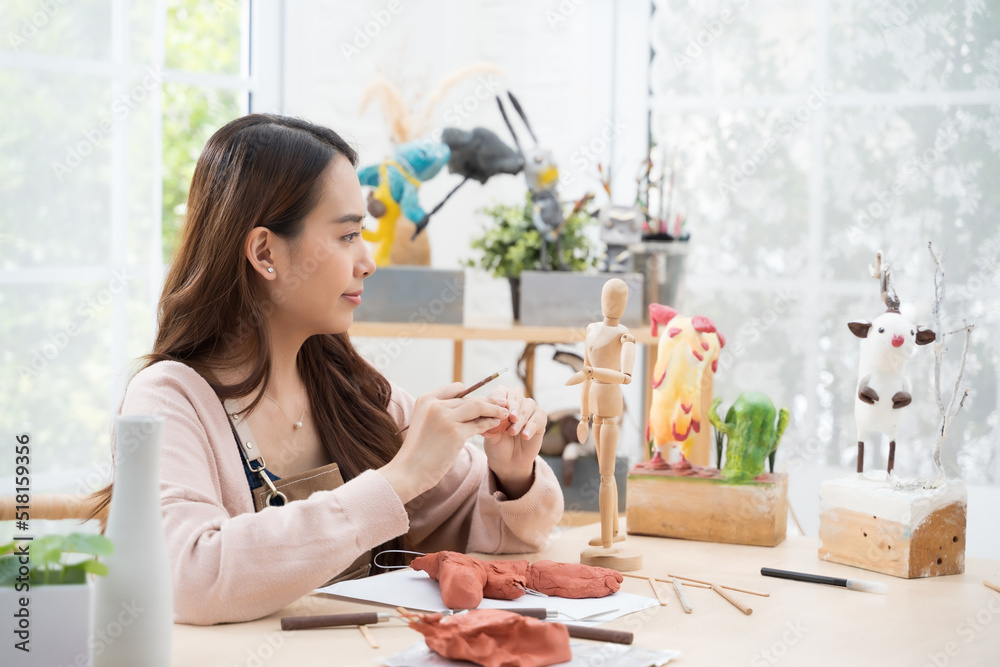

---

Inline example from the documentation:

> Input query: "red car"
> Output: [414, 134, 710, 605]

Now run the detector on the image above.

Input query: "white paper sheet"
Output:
[315, 568, 659, 624]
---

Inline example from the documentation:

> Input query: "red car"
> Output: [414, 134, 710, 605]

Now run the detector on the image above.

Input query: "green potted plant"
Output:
[0, 532, 113, 666]
[464, 193, 598, 320]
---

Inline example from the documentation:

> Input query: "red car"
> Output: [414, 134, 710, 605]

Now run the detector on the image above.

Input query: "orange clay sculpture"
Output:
[400, 608, 572, 667]
[640, 303, 725, 470]
[410, 551, 622, 610]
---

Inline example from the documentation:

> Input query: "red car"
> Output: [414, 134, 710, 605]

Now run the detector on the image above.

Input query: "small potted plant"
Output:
[0, 532, 113, 666]
[464, 193, 598, 321]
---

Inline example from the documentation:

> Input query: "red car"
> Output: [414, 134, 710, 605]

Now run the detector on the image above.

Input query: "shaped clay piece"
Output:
[405, 608, 572, 667]
[410, 551, 622, 609]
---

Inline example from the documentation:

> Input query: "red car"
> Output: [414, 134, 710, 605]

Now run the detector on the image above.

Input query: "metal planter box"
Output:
[354, 267, 464, 325]
[518, 271, 644, 328]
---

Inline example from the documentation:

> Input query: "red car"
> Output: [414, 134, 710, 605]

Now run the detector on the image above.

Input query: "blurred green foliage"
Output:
[464, 193, 598, 279]
[0, 533, 113, 586]
[161, 0, 245, 262]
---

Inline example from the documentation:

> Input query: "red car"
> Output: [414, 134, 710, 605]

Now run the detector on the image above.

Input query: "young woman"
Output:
[91, 114, 564, 625]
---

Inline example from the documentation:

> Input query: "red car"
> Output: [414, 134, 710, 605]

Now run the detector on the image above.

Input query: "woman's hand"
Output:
[481, 385, 546, 499]
[379, 383, 508, 504]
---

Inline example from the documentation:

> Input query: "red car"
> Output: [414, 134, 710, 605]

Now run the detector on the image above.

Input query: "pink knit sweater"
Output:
[121, 361, 564, 625]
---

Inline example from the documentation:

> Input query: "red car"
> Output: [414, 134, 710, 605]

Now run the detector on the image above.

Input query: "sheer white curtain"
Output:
[0, 1, 279, 524]
[651, 0, 1000, 548]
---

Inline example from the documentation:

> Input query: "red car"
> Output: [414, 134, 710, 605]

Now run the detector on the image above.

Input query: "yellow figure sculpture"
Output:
[642, 304, 724, 470]
[566, 278, 642, 572]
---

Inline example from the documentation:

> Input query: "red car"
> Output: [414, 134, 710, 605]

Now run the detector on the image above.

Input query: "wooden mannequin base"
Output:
[588, 534, 626, 547]
[580, 544, 643, 572]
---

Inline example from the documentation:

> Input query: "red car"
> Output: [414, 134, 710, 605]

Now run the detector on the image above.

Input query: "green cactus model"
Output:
[708, 392, 790, 482]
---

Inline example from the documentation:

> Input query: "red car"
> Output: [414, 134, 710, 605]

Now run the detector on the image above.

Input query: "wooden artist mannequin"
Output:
[566, 278, 642, 571]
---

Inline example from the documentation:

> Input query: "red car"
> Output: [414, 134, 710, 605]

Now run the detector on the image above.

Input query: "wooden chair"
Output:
[0, 494, 108, 526]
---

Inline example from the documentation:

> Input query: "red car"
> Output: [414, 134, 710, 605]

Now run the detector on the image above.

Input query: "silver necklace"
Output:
[263, 391, 306, 429]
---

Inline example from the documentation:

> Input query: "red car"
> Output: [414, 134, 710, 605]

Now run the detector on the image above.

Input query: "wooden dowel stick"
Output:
[564, 624, 633, 645]
[281, 612, 387, 631]
[788, 500, 805, 536]
[669, 573, 770, 598]
[672, 578, 693, 614]
[647, 577, 669, 606]
[985, 580, 1000, 594]
[358, 625, 379, 649]
[712, 584, 752, 616]
[621, 573, 711, 589]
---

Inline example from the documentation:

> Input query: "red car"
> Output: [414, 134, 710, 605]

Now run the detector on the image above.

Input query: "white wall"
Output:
[283, 0, 651, 458]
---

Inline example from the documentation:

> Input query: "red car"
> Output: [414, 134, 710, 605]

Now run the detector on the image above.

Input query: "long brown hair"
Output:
[90, 114, 407, 564]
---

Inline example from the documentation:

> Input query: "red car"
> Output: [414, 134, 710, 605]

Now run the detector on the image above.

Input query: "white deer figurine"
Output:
[849, 252, 936, 474]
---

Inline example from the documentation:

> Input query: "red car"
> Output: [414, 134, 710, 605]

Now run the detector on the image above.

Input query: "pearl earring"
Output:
[267, 267, 274, 274]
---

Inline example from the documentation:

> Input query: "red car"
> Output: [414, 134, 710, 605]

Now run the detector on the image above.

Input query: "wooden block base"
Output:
[818, 474, 967, 579]
[626, 468, 788, 547]
[580, 544, 643, 572]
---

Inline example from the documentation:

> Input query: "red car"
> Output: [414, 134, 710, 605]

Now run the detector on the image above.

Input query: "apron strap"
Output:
[223, 398, 288, 506]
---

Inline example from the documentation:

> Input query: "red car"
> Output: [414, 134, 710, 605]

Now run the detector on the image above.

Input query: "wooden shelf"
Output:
[349, 319, 658, 345]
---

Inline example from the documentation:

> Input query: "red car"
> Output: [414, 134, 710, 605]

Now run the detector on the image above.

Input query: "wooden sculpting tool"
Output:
[647, 577, 669, 606]
[357, 624, 379, 649]
[457, 367, 508, 397]
[669, 573, 770, 598]
[621, 572, 711, 589]
[983, 580, 1000, 594]
[398, 368, 509, 435]
[281, 612, 392, 631]
[672, 578, 693, 614]
[563, 625, 633, 645]
[711, 584, 753, 616]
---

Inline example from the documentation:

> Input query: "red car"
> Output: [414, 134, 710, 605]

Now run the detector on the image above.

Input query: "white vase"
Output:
[94, 415, 173, 667]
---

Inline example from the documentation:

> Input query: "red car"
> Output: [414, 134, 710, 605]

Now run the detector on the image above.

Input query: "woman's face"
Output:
[268, 155, 375, 337]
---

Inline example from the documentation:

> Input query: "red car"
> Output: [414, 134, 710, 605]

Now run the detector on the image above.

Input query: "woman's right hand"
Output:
[378, 383, 508, 504]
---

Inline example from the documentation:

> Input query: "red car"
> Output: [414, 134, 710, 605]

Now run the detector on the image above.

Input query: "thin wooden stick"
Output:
[712, 584, 752, 616]
[358, 625, 379, 649]
[621, 573, 711, 589]
[672, 578, 693, 614]
[669, 573, 770, 598]
[788, 501, 805, 536]
[647, 577, 669, 606]
[985, 580, 1000, 595]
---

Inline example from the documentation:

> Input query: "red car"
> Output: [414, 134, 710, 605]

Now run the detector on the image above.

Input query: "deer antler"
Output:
[869, 251, 900, 313]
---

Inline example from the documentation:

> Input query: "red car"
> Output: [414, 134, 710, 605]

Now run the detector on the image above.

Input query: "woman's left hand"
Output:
[481, 385, 546, 499]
